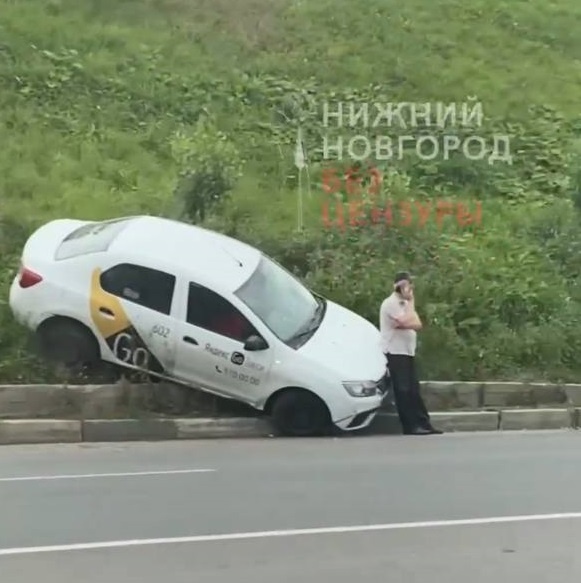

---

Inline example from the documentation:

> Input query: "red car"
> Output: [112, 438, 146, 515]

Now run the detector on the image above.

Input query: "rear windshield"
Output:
[55, 217, 133, 260]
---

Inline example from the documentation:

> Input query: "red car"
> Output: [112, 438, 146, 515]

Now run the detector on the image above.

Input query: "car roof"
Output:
[108, 215, 261, 291]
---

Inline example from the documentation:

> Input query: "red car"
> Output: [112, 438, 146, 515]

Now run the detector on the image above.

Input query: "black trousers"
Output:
[385, 353, 431, 432]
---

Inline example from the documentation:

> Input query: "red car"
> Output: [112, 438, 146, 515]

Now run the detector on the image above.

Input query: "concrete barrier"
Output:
[0, 380, 580, 444]
[0, 420, 81, 444]
[0, 382, 257, 419]
[66, 384, 129, 418]
[0, 381, 575, 420]
[481, 382, 568, 408]
[0, 385, 74, 419]
[420, 382, 482, 410]
[563, 385, 581, 407]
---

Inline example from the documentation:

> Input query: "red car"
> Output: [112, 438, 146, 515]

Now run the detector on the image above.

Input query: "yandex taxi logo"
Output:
[89, 268, 165, 375]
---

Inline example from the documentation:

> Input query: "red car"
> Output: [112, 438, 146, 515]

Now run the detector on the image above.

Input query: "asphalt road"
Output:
[1, 431, 581, 581]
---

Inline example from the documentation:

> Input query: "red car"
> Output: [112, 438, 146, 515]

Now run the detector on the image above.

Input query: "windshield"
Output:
[234, 255, 320, 343]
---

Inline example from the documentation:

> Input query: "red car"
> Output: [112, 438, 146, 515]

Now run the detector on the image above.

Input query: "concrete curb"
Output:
[498, 408, 574, 431]
[430, 411, 500, 431]
[371, 411, 500, 434]
[0, 409, 578, 444]
[2, 381, 581, 419]
[0, 420, 82, 444]
[0, 418, 273, 444]
[175, 418, 273, 439]
[82, 419, 179, 442]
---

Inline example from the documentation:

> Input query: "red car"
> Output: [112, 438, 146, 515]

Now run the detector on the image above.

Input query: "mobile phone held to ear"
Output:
[395, 282, 408, 295]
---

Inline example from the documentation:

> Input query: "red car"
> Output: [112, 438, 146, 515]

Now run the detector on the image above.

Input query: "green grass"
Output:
[1, 0, 581, 224]
[2, 0, 581, 382]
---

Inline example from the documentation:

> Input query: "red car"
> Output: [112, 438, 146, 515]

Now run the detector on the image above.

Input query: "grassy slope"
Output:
[2, 0, 581, 381]
[2, 0, 581, 224]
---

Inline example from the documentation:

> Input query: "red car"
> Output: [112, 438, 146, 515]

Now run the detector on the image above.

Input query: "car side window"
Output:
[100, 263, 176, 315]
[187, 282, 257, 342]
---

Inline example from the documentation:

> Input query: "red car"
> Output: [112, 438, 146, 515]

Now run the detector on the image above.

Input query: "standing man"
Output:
[379, 271, 442, 435]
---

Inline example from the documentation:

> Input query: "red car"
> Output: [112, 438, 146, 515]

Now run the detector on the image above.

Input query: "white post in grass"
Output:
[294, 126, 307, 231]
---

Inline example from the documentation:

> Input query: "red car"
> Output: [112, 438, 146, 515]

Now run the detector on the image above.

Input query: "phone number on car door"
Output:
[224, 367, 260, 385]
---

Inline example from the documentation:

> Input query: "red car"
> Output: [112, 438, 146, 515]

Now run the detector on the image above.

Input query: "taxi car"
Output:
[9, 215, 389, 436]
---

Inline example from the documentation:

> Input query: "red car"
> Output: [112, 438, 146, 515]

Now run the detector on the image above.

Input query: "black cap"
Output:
[394, 271, 413, 284]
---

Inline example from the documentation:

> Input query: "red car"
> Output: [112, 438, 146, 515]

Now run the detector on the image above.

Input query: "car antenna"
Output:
[220, 246, 243, 267]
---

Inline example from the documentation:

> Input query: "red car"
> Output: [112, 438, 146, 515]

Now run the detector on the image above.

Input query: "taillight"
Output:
[18, 266, 43, 288]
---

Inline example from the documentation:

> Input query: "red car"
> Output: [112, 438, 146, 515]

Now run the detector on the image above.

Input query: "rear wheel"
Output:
[35, 318, 114, 381]
[271, 389, 331, 437]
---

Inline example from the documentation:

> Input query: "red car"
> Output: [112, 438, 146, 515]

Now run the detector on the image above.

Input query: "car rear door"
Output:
[89, 261, 178, 378]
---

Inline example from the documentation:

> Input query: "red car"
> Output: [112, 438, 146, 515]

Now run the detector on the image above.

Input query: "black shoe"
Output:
[428, 427, 443, 434]
[403, 426, 432, 435]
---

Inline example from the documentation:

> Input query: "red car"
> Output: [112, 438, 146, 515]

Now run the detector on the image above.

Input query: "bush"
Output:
[170, 119, 243, 223]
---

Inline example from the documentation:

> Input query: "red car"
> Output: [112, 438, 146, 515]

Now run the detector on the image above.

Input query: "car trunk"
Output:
[21, 219, 89, 266]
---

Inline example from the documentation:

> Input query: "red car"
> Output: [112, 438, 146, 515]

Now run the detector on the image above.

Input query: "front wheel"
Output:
[271, 389, 331, 437]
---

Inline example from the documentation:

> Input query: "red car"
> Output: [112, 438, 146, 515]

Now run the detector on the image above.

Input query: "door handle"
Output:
[99, 307, 115, 317]
[183, 336, 198, 345]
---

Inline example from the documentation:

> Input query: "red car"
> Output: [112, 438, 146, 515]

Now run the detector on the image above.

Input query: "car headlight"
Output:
[342, 381, 378, 397]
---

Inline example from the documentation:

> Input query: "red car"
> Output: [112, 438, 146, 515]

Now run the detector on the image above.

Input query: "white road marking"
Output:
[0, 469, 215, 482]
[1, 511, 581, 556]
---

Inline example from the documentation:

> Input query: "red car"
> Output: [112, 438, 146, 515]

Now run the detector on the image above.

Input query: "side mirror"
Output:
[244, 334, 268, 351]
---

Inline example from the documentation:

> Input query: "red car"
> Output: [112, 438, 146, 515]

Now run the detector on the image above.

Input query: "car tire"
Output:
[271, 389, 331, 437]
[36, 319, 102, 379]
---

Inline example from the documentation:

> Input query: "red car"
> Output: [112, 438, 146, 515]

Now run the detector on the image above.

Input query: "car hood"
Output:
[297, 299, 386, 381]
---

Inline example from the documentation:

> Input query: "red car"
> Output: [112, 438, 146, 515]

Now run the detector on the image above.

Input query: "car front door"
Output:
[172, 281, 275, 405]
[89, 261, 178, 378]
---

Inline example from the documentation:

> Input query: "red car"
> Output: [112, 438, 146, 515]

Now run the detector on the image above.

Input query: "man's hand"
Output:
[391, 309, 422, 331]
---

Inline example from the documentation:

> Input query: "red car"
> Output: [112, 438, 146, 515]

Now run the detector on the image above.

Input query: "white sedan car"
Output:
[9, 215, 389, 436]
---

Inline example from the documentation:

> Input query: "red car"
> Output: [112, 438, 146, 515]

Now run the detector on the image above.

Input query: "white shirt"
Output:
[379, 293, 417, 356]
